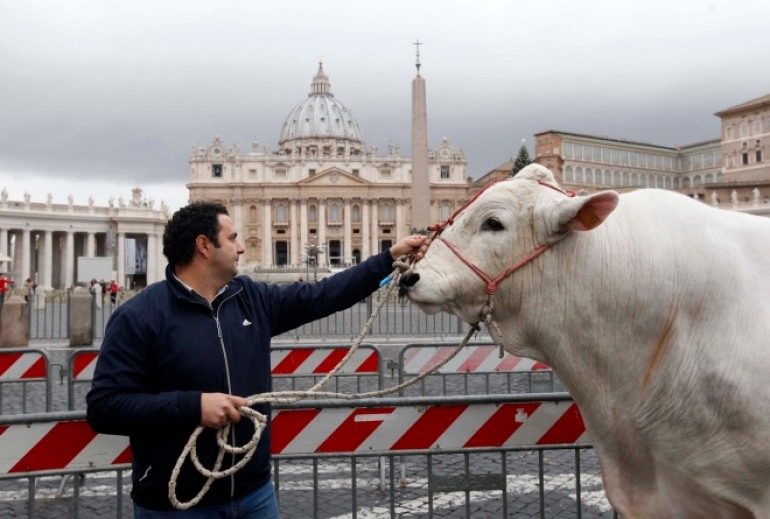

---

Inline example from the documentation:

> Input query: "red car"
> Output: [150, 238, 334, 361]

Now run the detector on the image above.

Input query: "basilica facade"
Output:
[187, 63, 469, 269]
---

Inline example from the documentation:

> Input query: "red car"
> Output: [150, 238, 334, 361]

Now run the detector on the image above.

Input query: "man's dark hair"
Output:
[163, 201, 229, 266]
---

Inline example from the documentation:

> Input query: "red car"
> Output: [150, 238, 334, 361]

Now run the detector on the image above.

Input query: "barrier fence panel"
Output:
[398, 342, 559, 396]
[271, 343, 384, 394]
[67, 344, 386, 410]
[0, 348, 52, 414]
[0, 394, 617, 518]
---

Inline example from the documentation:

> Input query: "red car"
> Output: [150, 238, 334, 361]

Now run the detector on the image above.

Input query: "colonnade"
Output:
[0, 192, 169, 289]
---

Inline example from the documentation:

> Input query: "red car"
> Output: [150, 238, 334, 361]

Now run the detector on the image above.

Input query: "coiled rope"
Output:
[169, 256, 481, 509]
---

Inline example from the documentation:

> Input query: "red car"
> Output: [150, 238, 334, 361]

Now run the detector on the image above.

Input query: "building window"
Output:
[740, 122, 749, 138]
[757, 150, 763, 163]
[309, 205, 317, 223]
[726, 126, 734, 140]
[352, 204, 360, 223]
[276, 203, 287, 223]
[743, 153, 749, 165]
[380, 169, 392, 179]
[249, 205, 258, 222]
[754, 120, 762, 134]
[381, 204, 392, 221]
[212, 164, 223, 178]
[329, 203, 340, 222]
[352, 169, 359, 176]
[249, 169, 257, 179]
[440, 165, 450, 179]
[308, 169, 316, 176]
[440, 203, 451, 221]
[275, 168, 287, 179]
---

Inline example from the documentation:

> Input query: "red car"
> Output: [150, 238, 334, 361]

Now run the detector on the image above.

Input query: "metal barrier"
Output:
[66, 344, 386, 410]
[0, 394, 616, 518]
[0, 348, 53, 413]
[28, 294, 482, 343]
[398, 342, 557, 396]
[271, 343, 384, 394]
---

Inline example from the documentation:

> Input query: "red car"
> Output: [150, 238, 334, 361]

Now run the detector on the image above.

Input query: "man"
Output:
[86, 201, 427, 517]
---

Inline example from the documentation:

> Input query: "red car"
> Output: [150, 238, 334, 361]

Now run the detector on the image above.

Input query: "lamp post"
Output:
[304, 236, 326, 282]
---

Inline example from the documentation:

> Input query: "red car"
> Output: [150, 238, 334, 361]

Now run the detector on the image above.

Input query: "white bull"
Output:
[400, 164, 770, 518]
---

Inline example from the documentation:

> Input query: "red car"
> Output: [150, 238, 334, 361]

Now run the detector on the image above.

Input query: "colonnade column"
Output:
[299, 199, 308, 266]
[42, 231, 53, 288]
[361, 199, 370, 259]
[317, 199, 327, 267]
[343, 198, 352, 265]
[262, 200, 272, 267]
[370, 200, 379, 255]
[64, 231, 74, 289]
[146, 233, 158, 284]
[21, 229, 31, 283]
[290, 199, 299, 266]
[117, 233, 125, 288]
[0, 229, 8, 273]
[86, 232, 95, 257]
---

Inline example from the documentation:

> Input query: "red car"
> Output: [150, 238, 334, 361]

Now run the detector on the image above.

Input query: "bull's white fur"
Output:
[405, 164, 770, 518]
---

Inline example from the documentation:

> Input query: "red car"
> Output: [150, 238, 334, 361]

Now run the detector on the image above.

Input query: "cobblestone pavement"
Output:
[0, 342, 618, 518]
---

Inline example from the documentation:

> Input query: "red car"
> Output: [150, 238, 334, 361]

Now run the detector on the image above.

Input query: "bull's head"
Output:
[400, 164, 618, 328]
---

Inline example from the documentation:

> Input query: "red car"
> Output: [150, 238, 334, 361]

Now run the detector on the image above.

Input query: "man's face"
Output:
[211, 214, 245, 280]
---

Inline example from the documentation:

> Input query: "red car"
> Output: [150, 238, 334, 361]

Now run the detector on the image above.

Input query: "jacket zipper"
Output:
[208, 288, 243, 500]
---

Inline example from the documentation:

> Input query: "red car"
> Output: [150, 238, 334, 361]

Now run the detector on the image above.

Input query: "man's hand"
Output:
[390, 235, 431, 261]
[201, 393, 249, 429]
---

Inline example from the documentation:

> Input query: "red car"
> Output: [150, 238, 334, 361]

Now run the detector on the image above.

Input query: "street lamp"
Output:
[304, 236, 326, 282]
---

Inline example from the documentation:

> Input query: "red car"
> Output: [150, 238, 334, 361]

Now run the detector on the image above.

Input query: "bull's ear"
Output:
[557, 191, 619, 231]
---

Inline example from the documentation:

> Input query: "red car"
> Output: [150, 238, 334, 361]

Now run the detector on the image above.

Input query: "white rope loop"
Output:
[169, 255, 482, 510]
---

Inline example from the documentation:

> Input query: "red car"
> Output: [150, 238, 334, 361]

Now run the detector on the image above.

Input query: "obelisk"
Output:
[410, 40, 430, 232]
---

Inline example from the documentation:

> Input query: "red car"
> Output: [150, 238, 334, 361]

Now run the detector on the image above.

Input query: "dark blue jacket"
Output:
[86, 251, 393, 510]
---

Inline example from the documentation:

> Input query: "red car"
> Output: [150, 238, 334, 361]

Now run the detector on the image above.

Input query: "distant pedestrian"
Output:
[109, 280, 119, 304]
[90, 279, 103, 309]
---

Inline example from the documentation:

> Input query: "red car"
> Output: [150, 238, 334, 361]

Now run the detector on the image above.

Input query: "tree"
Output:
[511, 141, 532, 176]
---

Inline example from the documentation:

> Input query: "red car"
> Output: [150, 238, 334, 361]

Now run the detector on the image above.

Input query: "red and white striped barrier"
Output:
[0, 399, 588, 476]
[0, 420, 131, 475]
[70, 350, 99, 382]
[271, 400, 586, 455]
[402, 344, 550, 375]
[0, 349, 48, 381]
[69, 345, 380, 383]
[271, 346, 379, 375]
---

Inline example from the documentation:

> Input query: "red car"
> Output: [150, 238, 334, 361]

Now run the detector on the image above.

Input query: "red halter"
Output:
[424, 178, 575, 296]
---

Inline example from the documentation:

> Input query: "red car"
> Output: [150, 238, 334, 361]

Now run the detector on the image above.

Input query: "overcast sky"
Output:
[1, 0, 768, 213]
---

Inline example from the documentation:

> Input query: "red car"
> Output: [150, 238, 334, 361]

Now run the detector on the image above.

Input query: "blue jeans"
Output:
[133, 480, 279, 518]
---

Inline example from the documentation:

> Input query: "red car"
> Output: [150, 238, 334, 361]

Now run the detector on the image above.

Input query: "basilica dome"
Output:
[278, 63, 365, 153]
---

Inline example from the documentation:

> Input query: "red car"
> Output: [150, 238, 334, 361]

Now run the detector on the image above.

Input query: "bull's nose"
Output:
[399, 271, 420, 288]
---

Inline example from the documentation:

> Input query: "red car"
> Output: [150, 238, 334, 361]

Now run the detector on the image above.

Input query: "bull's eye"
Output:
[481, 217, 504, 232]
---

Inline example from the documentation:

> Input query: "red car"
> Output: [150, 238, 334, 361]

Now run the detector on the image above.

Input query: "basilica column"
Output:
[361, 199, 370, 259]
[370, 199, 379, 255]
[64, 231, 74, 288]
[396, 199, 405, 242]
[299, 199, 308, 265]
[42, 231, 53, 289]
[317, 199, 327, 267]
[262, 200, 273, 267]
[290, 199, 300, 266]
[343, 198, 352, 265]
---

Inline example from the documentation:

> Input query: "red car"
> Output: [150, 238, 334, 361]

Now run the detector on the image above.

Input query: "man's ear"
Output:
[556, 191, 619, 231]
[195, 235, 212, 257]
